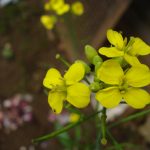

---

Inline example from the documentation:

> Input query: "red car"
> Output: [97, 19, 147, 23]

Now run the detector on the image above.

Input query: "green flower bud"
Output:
[92, 55, 103, 65]
[101, 138, 107, 145]
[75, 60, 91, 73]
[95, 61, 102, 73]
[113, 57, 127, 67]
[85, 45, 97, 63]
[2, 43, 13, 59]
[90, 82, 103, 92]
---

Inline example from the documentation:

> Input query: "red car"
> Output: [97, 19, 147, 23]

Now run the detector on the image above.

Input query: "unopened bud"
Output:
[92, 55, 103, 65]
[101, 138, 107, 145]
[90, 82, 103, 92]
[95, 62, 102, 73]
[85, 45, 97, 63]
[75, 60, 91, 73]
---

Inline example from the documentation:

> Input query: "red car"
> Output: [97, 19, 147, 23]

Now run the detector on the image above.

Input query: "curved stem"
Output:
[32, 110, 103, 144]
[109, 108, 150, 128]
[101, 107, 107, 145]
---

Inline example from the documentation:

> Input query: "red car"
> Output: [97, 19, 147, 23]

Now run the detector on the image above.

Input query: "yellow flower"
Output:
[71, 1, 84, 16]
[55, 3, 70, 15]
[49, 0, 70, 15]
[99, 29, 150, 66]
[43, 62, 90, 114]
[40, 15, 57, 30]
[44, 1, 51, 11]
[69, 113, 80, 123]
[96, 60, 150, 109]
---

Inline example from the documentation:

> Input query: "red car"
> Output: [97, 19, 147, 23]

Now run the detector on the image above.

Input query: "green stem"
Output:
[95, 101, 102, 149]
[109, 109, 150, 128]
[63, 13, 80, 58]
[107, 130, 123, 150]
[32, 110, 103, 144]
[56, 53, 70, 67]
[101, 107, 107, 145]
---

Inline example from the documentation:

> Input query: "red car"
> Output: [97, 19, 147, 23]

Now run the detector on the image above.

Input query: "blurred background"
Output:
[0, 0, 150, 149]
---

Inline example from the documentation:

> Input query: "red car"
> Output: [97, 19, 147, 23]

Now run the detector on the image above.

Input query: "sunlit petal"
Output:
[43, 68, 64, 89]
[48, 91, 66, 114]
[64, 62, 85, 85]
[107, 29, 124, 49]
[125, 65, 150, 87]
[96, 87, 122, 108]
[99, 47, 124, 57]
[123, 88, 150, 108]
[124, 53, 141, 66]
[67, 83, 90, 108]
[130, 37, 150, 56]
[97, 60, 124, 85]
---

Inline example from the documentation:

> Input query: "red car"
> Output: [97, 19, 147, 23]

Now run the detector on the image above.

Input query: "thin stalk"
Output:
[63, 13, 80, 58]
[95, 101, 102, 150]
[32, 110, 102, 144]
[109, 109, 150, 128]
[106, 129, 123, 150]
[101, 107, 107, 145]
[56, 53, 70, 67]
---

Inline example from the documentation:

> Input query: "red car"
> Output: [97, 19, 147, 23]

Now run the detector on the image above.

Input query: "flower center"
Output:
[118, 77, 128, 93]
[51, 79, 67, 92]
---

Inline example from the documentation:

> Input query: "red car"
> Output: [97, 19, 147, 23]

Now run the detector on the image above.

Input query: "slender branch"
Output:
[32, 110, 103, 144]
[56, 53, 70, 67]
[109, 109, 150, 128]
[101, 107, 107, 145]
[107, 129, 123, 150]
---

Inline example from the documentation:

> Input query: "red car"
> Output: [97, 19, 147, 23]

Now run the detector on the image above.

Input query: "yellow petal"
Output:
[130, 38, 150, 56]
[51, 0, 64, 10]
[125, 65, 150, 87]
[124, 53, 141, 66]
[97, 60, 124, 85]
[40, 15, 57, 30]
[71, 2, 84, 16]
[69, 113, 80, 123]
[43, 68, 64, 89]
[123, 88, 150, 109]
[64, 62, 85, 85]
[66, 83, 90, 108]
[56, 4, 70, 15]
[107, 29, 124, 49]
[48, 91, 66, 114]
[96, 87, 122, 108]
[44, 2, 51, 11]
[99, 47, 124, 57]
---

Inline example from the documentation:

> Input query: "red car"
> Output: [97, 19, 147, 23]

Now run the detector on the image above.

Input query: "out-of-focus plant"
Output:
[2, 43, 14, 60]
[33, 29, 150, 148]
[40, 0, 84, 30]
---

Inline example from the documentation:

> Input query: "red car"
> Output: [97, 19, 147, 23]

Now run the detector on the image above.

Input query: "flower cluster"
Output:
[41, 0, 84, 30]
[43, 29, 150, 114]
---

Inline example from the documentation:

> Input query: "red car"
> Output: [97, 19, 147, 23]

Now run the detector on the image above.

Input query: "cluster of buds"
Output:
[43, 29, 150, 114]
[0, 94, 33, 132]
[40, 0, 84, 30]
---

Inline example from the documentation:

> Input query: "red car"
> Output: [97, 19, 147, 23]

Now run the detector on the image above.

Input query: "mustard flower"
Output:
[71, 1, 84, 16]
[69, 113, 80, 123]
[96, 60, 150, 109]
[55, 3, 70, 15]
[45, 0, 70, 15]
[99, 29, 150, 66]
[44, 1, 52, 11]
[43, 62, 90, 114]
[40, 15, 57, 30]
